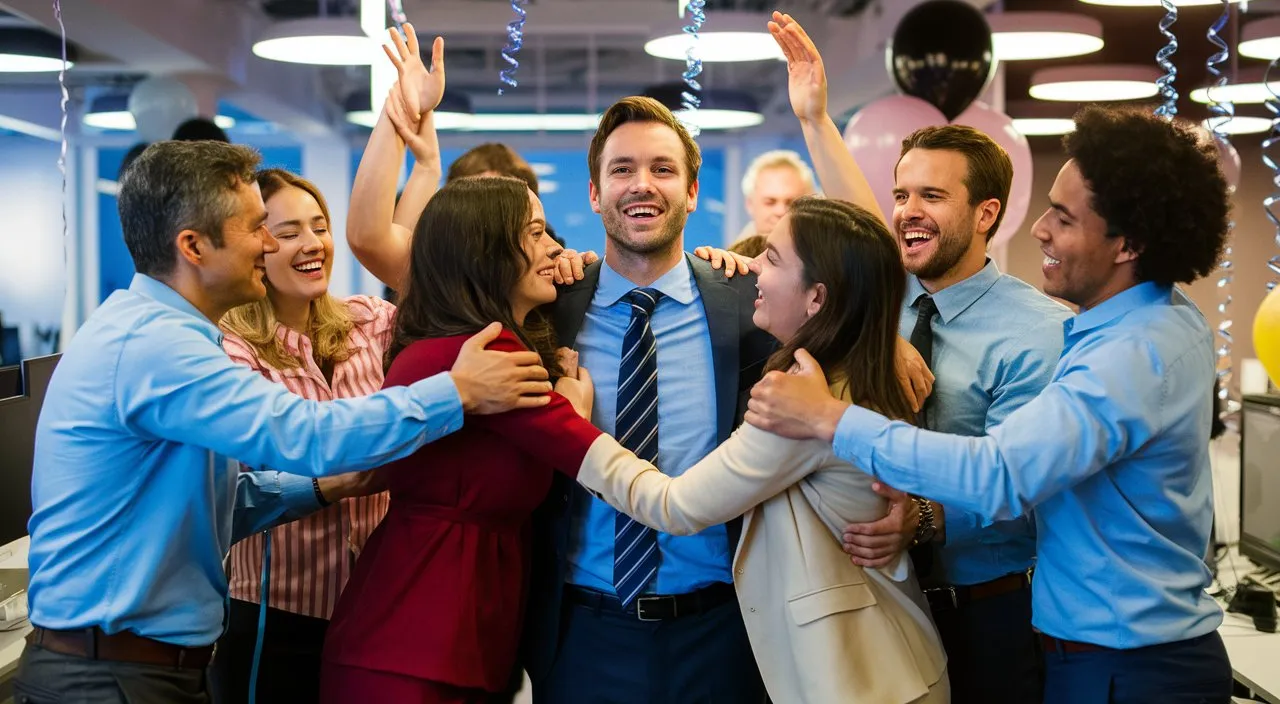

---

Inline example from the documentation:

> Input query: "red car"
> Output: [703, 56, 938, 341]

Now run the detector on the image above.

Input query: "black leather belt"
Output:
[924, 568, 1033, 612]
[564, 582, 736, 622]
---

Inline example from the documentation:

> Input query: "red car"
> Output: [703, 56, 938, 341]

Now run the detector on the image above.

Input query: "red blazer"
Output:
[321, 330, 602, 690]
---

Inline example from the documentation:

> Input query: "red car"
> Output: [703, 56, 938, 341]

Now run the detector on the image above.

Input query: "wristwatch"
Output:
[911, 497, 937, 546]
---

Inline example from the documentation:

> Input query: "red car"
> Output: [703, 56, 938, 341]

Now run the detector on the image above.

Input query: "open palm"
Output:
[383, 22, 445, 120]
[769, 12, 828, 124]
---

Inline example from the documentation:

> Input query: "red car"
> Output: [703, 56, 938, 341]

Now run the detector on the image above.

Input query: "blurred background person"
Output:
[734, 149, 816, 243]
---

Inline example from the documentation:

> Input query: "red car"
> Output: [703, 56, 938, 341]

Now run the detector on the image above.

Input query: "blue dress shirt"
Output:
[27, 274, 464, 646]
[834, 282, 1222, 648]
[901, 261, 1071, 586]
[566, 257, 732, 594]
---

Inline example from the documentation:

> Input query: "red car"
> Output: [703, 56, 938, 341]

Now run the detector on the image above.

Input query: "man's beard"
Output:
[602, 199, 687, 256]
[903, 213, 976, 282]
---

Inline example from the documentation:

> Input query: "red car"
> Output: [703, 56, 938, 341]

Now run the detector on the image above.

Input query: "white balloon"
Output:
[128, 77, 198, 142]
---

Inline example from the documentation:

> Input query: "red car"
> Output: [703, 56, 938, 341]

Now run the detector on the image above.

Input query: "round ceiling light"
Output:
[988, 12, 1104, 61]
[642, 83, 764, 130]
[252, 17, 380, 66]
[82, 94, 235, 131]
[1240, 16, 1280, 62]
[1029, 65, 1161, 102]
[0, 28, 78, 72]
[644, 12, 782, 63]
[1011, 118, 1076, 136]
[1202, 116, 1271, 135]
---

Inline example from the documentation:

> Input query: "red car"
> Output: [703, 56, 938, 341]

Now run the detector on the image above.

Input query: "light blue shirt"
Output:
[901, 261, 1071, 586]
[835, 282, 1222, 648]
[27, 274, 464, 646]
[566, 257, 732, 594]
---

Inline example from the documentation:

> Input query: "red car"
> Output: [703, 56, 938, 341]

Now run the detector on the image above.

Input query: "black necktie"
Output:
[908, 293, 938, 426]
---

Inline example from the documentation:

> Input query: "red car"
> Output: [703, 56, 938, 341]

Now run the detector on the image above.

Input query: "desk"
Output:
[0, 537, 30, 703]
[1221, 610, 1280, 703]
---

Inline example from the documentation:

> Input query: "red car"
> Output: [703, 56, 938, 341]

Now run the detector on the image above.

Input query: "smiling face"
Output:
[200, 179, 278, 309]
[262, 185, 334, 307]
[746, 165, 811, 237]
[509, 190, 562, 323]
[748, 214, 824, 342]
[1032, 159, 1136, 309]
[891, 148, 989, 286]
[590, 121, 698, 258]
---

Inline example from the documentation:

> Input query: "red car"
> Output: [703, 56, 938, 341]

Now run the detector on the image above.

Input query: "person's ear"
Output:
[806, 282, 826, 319]
[175, 230, 206, 267]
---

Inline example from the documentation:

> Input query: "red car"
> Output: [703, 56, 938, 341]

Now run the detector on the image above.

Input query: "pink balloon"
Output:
[843, 95, 947, 223]
[950, 101, 1033, 248]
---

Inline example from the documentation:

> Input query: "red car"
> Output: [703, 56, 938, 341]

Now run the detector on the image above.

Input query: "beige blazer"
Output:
[577, 398, 949, 704]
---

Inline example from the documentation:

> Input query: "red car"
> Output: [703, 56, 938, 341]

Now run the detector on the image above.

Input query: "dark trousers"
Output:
[209, 598, 328, 704]
[14, 644, 210, 704]
[533, 592, 765, 704]
[1043, 630, 1233, 704]
[931, 585, 1044, 704]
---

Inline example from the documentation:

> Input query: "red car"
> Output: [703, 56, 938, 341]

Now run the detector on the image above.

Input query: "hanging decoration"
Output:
[1206, 0, 1237, 417]
[385, 0, 407, 26]
[1154, 0, 1179, 119]
[498, 0, 528, 95]
[680, 0, 707, 136]
[53, 0, 69, 265]
[1265, 55, 1280, 289]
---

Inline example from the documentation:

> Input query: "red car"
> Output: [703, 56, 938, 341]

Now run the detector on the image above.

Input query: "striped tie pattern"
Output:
[613, 287, 663, 606]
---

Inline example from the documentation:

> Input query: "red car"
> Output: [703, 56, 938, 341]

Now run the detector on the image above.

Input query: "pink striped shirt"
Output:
[222, 295, 396, 620]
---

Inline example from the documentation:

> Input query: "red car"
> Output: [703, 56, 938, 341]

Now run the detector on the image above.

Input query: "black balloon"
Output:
[887, 0, 994, 121]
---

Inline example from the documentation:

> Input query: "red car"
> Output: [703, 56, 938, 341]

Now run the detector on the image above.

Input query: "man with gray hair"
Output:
[16, 140, 550, 703]
[735, 149, 817, 243]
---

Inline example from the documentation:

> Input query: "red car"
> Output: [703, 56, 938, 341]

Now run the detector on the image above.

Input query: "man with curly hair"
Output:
[746, 104, 1234, 704]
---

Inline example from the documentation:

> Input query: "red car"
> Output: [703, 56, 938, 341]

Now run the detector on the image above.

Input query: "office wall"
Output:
[0, 136, 67, 361]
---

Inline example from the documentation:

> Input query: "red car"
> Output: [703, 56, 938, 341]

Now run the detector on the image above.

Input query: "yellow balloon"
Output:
[1254, 285, 1280, 386]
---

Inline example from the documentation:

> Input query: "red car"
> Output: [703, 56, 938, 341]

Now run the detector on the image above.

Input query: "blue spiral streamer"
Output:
[1264, 57, 1280, 289]
[1154, 0, 1179, 120]
[53, 0, 68, 277]
[1205, 0, 1237, 413]
[385, 0, 407, 26]
[498, 0, 528, 95]
[680, 0, 707, 135]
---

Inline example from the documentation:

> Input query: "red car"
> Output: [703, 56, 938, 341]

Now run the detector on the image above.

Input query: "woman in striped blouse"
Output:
[213, 167, 435, 704]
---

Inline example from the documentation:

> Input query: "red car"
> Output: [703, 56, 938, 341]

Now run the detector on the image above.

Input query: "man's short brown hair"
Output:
[898, 125, 1013, 242]
[588, 96, 701, 189]
[447, 143, 540, 195]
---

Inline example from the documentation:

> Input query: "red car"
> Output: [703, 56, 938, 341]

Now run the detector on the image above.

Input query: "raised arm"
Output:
[769, 12, 885, 226]
[576, 423, 827, 536]
[391, 111, 441, 235]
[348, 24, 445, 289]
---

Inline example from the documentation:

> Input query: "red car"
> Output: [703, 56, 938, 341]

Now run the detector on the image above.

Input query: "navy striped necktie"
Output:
[613, 287, 663, 606]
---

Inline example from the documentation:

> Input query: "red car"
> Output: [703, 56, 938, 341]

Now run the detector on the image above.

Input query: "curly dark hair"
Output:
[1063, 105, 1230, 286]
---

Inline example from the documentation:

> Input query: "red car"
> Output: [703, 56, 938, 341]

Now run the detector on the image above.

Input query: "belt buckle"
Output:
[635, 595, 666, 622]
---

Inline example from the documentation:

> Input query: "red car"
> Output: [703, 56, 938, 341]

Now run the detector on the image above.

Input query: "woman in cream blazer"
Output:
[564, 198, 949, 704]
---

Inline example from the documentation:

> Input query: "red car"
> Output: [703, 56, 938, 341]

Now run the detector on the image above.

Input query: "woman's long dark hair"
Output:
[385, 176, 559, 374]
[763, 197, 915, 423]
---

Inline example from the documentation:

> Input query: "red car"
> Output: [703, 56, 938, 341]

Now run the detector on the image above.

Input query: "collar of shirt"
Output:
[129, 273, 224, 345]
[1064, 281, 1172, 341]
[905, 258, 1002, 324]
[593, 254, 697, 309]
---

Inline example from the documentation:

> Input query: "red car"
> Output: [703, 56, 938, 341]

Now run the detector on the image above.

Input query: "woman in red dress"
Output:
[319, 173, 602, 702]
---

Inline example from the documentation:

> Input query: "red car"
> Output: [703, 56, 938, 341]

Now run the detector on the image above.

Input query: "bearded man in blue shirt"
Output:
[747, 105, 1234, 704]
[15, 140, 553, 704]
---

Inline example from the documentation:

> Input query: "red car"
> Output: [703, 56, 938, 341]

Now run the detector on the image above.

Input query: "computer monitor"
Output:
[1240, 394, 1280, 572]
[0, 354, 60, 548]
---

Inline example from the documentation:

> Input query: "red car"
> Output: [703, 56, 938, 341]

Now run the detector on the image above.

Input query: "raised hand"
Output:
[384, 81, 436, 165]
[382, 22, 445, 122]
[768, 11, 828, 124]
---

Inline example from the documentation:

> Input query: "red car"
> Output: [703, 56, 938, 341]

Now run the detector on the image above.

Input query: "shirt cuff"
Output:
[278, 471, 324, 513]
[831, 404, 893, 472]
[408, 372, 466, 438]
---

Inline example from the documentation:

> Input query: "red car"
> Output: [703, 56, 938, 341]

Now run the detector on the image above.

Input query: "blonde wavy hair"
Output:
[220, 169, 354, 370]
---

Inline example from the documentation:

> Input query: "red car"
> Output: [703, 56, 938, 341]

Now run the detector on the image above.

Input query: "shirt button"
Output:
[749, 607, 756, 613]
[736, 568, 744, 575]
